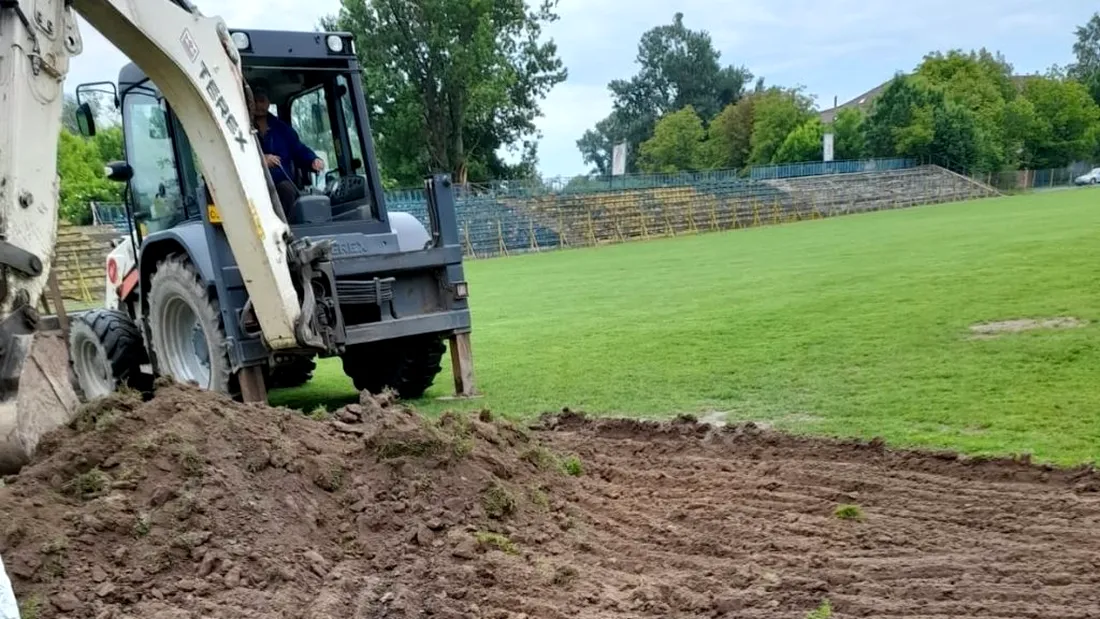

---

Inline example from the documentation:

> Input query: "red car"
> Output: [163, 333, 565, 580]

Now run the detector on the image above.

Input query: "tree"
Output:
[322, 0, 567, 186]
[699, 94, 756, 170]
[747, 87, 815, 164]
[830, 107, 866, 160]
[637, 106, 706, 173]
[577, 12, 753, 174]
[863, 74, 982, 171]
[864, 75, 938, 158]
[1069, 12, 1100, 105]
[56, 129, 123, 224]
[1017, 75, 1100, 168]
[773, 117, 824, 163]
[915, 49, 1016, 171]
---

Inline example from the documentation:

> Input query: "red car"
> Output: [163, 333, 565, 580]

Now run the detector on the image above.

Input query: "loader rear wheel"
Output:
[147, 255, 234, 395]
[68, 308, 150, 401]
[340, 334, 445, 399]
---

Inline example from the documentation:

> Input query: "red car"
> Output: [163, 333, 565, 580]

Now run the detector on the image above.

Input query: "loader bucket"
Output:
[0, 326, 80, 474]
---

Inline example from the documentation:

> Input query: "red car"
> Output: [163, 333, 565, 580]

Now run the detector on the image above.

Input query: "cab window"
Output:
[336, 74, 364, 168]
[123, 91, 184, 234]
[290, 87, 337, 174]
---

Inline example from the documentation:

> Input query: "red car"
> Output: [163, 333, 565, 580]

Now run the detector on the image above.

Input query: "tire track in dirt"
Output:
[536, 414, 1100, 618]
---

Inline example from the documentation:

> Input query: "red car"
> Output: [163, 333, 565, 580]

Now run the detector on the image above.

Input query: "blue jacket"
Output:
[258, 114, 318, 185]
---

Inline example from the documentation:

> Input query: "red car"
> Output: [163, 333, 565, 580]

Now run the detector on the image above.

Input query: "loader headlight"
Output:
[326, 35, 344, 53]
[454, 281, 469, 299]
[231, 32, 250, 50]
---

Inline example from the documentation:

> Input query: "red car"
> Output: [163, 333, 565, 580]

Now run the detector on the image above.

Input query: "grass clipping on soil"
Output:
[0, 383, 580, 619]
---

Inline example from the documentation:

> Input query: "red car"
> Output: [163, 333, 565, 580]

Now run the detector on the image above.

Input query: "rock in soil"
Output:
[2, 384, 1100, 618]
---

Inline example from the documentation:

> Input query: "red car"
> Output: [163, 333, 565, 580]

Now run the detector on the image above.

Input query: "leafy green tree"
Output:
[864, 75, 937, 158]
[830, 107, 866, 160]
[864, 74, 982, 171]
[1002, 96, 1042, 167]
[322, 0, 567, 185]
[1069, 12, 1100, 105]
[1017, 75, 1100, 168]
[56, 129, 122, 224]
[637, 106, 706, 173]
[577, 12, 753, 174]
[773, 117, 824, 163]
[699, 93, 756, 170]
[915, 49, 1016, 171]
[748, 87, 815, 164]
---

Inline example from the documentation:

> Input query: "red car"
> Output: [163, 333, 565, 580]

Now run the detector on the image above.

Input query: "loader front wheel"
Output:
[340, 334, 445, 399]
[147, 256, 233, 395]
[69, 308, 151, 401]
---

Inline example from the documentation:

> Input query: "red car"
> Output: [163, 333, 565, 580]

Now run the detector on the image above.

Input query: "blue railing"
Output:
[749, 157, 916, 180]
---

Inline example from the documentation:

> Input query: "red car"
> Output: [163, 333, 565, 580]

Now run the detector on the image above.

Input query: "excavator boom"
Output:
[0, 0, 307, 472]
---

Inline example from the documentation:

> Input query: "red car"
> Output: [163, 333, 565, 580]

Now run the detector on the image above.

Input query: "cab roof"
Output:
[118, 28, 358, 95]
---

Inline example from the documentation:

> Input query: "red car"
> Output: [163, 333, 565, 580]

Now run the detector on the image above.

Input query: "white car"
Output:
[1074, 167, 1100, 185]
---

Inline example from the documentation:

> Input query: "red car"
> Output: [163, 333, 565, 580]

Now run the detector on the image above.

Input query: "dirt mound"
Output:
[4, 392, 1100, 619]
[0, 384, 583, 618]
[533, 412, 1100, 618]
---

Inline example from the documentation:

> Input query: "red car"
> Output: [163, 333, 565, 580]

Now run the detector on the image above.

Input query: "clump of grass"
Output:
[528, 486, 550, 510]
[130, 433, 158, 456]
[176, 444, 204, 477]
[132, 512, 151, 537]
[521, 446, 559, 470]
[376, 416, 473, 461]
[561, 455, 584, 477]
[308, 405, 330, 421]
[314, 462, 345, 491]
[805, 598, 832, 618]
[475, 531, 517, 554]
[482, 480, 517, 519]
[834, 504, 864, 521]
[18, 594, 43, 619]
[62, 468, 108, 499]
[552, 564, 578, 586]
[39, 536, 68, 555]
[376, 437, 448, 459]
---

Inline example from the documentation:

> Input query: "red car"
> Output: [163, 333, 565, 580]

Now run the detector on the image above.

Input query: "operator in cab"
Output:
[249, 82, 325, 214]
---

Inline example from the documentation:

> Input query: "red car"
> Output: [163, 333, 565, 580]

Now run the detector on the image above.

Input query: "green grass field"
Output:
[271, 188, 1100, 466]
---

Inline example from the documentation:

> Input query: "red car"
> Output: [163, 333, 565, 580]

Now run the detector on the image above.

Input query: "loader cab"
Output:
[110, 28, 390, 244]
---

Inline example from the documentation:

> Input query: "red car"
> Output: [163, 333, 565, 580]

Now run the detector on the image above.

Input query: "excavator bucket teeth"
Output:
[0, 329, 80, 474]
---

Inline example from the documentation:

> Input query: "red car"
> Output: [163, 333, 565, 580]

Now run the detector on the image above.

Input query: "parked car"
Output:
[1074, 167, 1100, 185]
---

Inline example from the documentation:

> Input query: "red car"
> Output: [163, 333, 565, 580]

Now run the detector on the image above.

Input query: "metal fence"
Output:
[82, 157, 1016, 262]
[748, 157, 916, 180]
[389, 163, 997, 259]
[979, 162, 1099, 192]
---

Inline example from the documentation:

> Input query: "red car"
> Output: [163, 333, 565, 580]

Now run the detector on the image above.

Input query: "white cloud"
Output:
[66, 0, 1097, 179]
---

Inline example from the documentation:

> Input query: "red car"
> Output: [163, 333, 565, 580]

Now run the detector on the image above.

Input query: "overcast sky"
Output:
[66, 0, 1096, 179]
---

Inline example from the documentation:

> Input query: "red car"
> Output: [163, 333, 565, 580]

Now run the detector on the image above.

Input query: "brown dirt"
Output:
[2, 386, 1099, 619]
[968, 316, 1087, 338]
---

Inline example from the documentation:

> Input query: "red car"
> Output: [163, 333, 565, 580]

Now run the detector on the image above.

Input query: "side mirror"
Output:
[104, 161, 133, 183]
[75, 102, 97, 137]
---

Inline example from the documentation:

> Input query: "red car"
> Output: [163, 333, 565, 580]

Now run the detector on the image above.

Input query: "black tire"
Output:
[147, 255, 235, 395]
[265, 354, 316, 389]
[68, 308, 151, 401]
[340, 334, 445, 399]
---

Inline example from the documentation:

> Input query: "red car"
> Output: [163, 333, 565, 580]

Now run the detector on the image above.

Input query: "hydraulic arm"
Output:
[0, 0, 312, 470]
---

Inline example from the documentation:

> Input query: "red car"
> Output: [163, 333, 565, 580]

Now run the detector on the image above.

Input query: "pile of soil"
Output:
[3, 384, 1100, 619]
[0, 383, 584, 619]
